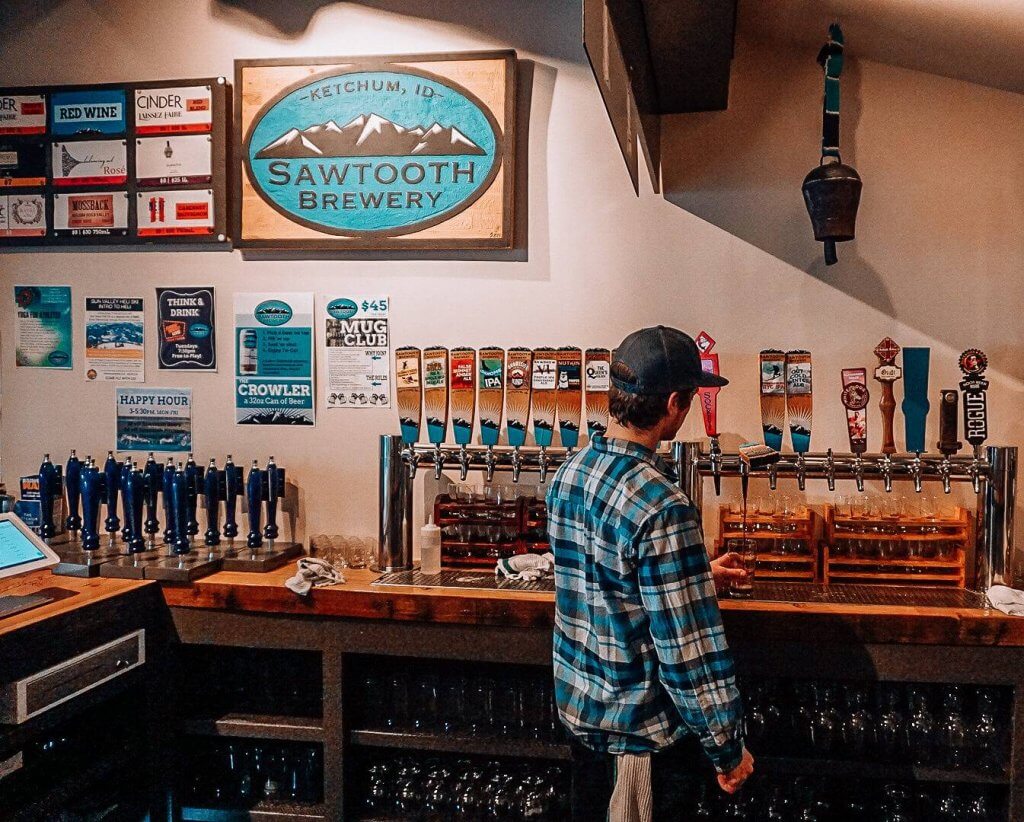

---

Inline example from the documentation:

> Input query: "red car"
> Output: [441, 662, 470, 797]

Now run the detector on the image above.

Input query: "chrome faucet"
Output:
[709, 436, 723, 496]
[852, 455, 865, 492]
[768, 462, 778, 492]
[880, 453, 894, 493]
[939, 456, 954, 494]
[910, 453, 923, 493]
[538, 447, 551, 485]
[510, 447, 524, 484]
[404, 446, 419, 480]
[795, 453, 807, 492]
[824, 449, 836, 492]
[969, 447, 984, 494]
[484, 446, 497, 484]
[457, 444, 471, 482]
[432, 444, 445, 481]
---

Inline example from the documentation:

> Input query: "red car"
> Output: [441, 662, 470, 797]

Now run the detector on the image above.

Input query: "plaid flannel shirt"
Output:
[547, 437, 744, 773]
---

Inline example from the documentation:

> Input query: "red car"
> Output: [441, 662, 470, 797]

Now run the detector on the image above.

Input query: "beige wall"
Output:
[0, 2, 1019, 559]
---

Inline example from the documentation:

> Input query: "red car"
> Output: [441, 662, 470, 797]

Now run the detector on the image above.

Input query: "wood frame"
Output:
[233, 51, 517, 252]
[0, 77, 230, 250]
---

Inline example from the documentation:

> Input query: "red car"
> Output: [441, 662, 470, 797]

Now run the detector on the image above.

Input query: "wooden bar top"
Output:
[0, 570, 154, 639]
[157, 567, 1024, 648]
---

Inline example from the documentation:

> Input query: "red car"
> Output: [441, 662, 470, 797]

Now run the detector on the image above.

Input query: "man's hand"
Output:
[717, 747, 754, 794]
[710, 552, 750, 593]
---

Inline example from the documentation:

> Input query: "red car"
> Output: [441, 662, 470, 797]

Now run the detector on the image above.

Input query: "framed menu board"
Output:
[0, 77, 229, 248]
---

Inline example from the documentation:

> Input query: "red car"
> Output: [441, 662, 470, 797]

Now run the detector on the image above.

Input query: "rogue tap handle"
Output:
[80, 459, 103, 552]
[103, 452, 121, 538]
[223, 456, 240, 540]
[204, 459, 220, 547]
[171, 463, 191, 555]
[937, 390, 962, 457]
[143, 454, 163, 541]
[162, 462, 177, 546]
[246, 460, 264, 550]
[38, 454, 58, 542]
[65, 450, 82, 533]
[263, 458, 282, 542]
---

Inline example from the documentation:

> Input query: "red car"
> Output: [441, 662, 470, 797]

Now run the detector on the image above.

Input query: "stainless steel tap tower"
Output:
[379, 434, 1016, 591]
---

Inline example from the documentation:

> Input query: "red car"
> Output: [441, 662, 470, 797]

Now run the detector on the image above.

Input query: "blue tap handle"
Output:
[184, 456, 202, 537]
[263, 460, 282, 541]
[38, 455, 57, 541]
[143, 455, 163, 538]
[162, 463, 177, 545]
[120, 461, 133, 544]
[246, 461, 263, 549]
[204, 463, 221, 547]
[103, 452, 121, 536]
[122, 465, 146, 554]
[80, 462, 103, 552]
[65, 451, 82, 532]
[171, 465, 191, 555]
[223, 460, 240, 539]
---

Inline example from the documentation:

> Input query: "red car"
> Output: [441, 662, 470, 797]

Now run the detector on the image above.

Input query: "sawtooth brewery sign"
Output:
[236, 51, 516, 250]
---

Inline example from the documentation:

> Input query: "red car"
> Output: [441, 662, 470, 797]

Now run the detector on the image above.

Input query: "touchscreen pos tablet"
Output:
[0, 514, 61, 619]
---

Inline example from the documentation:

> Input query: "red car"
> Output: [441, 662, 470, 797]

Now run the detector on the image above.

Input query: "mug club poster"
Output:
[235, 51, 516, 251]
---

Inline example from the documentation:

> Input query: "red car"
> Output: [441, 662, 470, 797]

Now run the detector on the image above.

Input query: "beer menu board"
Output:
[0, 77, 227, 247]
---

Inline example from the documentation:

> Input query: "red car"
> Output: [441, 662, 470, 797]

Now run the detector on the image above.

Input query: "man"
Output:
[547, 326, 753, 821]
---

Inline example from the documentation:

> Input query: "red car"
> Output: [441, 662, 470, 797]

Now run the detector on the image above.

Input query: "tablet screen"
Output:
[0, 519, 47, 573]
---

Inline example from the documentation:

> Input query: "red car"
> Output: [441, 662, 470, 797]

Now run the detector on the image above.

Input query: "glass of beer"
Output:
[726, 538, 757, 598]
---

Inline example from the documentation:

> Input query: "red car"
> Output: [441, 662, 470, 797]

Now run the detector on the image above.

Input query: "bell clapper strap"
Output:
[817, 22, 845, 264]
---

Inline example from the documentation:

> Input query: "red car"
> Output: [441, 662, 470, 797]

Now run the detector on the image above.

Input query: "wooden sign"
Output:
[394, 346, 422, 444]
[449, 347, 476, 446]
[235, 51, 517, 251]
[422, 346, 449, 445]
[478, 347, 505, 447]
[785, 350, 812, 454]
[556, 347, 583, 449]
[759, 350, 787, 451]
[531, 348, 558, 447]
[505, 348, 532, 447]
[584, 348, 610, 439]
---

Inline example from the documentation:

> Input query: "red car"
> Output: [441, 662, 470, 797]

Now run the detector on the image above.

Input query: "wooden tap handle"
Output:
[880, 381, 896, 455]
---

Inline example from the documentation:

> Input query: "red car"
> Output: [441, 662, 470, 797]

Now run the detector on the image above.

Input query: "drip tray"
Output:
[374, 569, 555, 593]
[752, 582, 985, 609]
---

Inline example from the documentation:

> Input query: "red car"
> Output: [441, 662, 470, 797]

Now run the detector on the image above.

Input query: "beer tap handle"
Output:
[103, 451, 121, 543]
[162, 463, 177, 546]
[171, 463, 191, 555]
[143, 454, 163, 545]
[120, 460, 134, 549]
[65, 450, 82, 534]
[709, 436, 722, 496]
[222, 458, 240, 540]
[263, 459, 282, 543]
[130, 466, 146, 554]
[246, 460, 264, 550]
[204, 459, 221, 547]
[937, 390, 962, 457]
[825, 448, 836, 492]
[880, 453, 893, 493]
[38, 455, 57, 542]
[81, 459, 102, 552]
[184, 454, 202, 538]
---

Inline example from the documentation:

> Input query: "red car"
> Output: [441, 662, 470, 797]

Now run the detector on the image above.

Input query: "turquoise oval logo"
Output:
[48, 351, 69, 366]
[254, 300, 293, 327]
[243, 68, 502, 237]
[189, 323, 211, 339]
[327, 298, 358, 320]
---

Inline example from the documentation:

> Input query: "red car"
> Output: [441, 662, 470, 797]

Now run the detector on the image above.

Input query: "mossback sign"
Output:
[235, 51, 516, 250]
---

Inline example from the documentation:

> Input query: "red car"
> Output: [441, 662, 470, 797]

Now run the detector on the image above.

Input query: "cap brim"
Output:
[694, 372, 729, 388]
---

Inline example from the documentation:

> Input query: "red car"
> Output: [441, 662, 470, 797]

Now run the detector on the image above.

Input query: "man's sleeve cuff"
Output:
[707, 738, 744, 774]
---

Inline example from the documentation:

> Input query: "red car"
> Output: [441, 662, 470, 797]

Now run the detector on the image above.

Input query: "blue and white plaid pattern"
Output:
[547, 437, 744, 773]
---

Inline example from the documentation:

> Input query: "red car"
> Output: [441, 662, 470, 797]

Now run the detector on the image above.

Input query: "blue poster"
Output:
[50, 89, 126, 136]
[13, 285, 72, 368]
[234, 293, 314, 425]
[115, 387, 192, 452]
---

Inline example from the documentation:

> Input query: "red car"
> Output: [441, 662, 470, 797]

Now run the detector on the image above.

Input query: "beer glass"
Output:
[727, 538, 757, 598]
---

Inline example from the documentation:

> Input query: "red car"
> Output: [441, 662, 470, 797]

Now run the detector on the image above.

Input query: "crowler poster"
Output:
[236, 51, 516, 250]
[115, 388, 192, 453]
[14, 285, 72, 368]
[84, 297, 144, 382]
[321, 295, 390, 408]
[234, 293, 315, 425]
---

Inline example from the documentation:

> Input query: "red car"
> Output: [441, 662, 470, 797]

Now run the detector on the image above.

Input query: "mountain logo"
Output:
[256, 114, 486, 159]
[326, 298, 358, 320]
[254, 300, 293, 327]
[243, 67, 502, 238]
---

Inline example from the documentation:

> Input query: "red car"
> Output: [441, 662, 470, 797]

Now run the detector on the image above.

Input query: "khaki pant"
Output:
[607, 753, 653, 822]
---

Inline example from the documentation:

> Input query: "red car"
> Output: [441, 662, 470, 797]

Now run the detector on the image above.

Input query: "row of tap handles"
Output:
[38, 451, 286, 554]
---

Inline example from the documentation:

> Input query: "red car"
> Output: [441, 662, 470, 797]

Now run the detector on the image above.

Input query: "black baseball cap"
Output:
[611, 326, 729, 394]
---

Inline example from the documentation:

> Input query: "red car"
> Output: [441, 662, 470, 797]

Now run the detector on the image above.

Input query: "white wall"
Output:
[0, 2, 1019, 560]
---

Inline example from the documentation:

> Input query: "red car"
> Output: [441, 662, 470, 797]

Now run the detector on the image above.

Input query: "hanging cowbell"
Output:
[802, 23, 862, 266]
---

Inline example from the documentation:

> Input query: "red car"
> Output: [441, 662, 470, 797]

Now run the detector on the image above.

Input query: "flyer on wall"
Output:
[115, 387, 192, 452]
[322, 295, 391, 409]
[156, 287, 216, 371]
[14, 285, 72, 368]
[84, 297, 144, 382]
[234, 292, 314, 426]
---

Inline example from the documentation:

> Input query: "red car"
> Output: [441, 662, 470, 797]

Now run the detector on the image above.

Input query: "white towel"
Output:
[285, 557, 345, 596]
[496, 552, 555, 581]
[608, 753, 653, 822]
[987, 585, 1024, 616]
